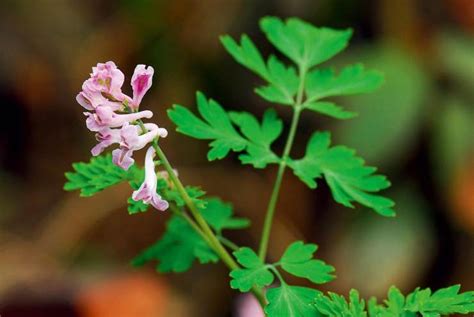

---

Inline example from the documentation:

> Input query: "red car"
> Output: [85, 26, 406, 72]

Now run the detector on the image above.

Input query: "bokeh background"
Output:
[0, 0, 473, 316]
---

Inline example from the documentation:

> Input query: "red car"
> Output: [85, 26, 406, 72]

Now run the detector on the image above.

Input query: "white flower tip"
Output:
[142, 110, 153, 118]
[158, 128, 168, 138]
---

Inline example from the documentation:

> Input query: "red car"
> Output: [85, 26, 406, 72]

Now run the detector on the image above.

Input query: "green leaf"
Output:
[229, 247, 274, 292]
[265, 285, 321, 317]
[64, 154, 138, 197]
[304, 101, 357, 119]
[127, 197, 149, 214]
[368, 285, 474, 317]
[288, 131, 395, 216]
[168, 92, 247, 160]
[255, 56, 299, 105]
[220, 34, 268, 78]
[315, 289, 367, 317]
[405, 285, 474, 316]
[229, 109, 283, 168]
[132, 215, 218, 273]
[260, 16, 352, 69]
[279, 241, 335, 284]
[169, 94, 283, 168]
[221, 36, 298, 105]
[200, 198, 250, 234]
[165, 186, 207, 209]
[305, 64, 384, 103]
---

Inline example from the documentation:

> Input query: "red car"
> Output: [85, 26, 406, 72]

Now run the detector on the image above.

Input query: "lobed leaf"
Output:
[368, 285, 474, 317]
[165, 185, 207, 209]
[229, 109, 283, 168]
[304, 101, 357, 119]
[132, 215, 218, 273]
[265, 285, 321, 317]
[304, 64, 384, 103]
[200, 198, 250, 234]
[314, 289, 367, 317]
[279, 241, 335, 284]
[64, 154, 136, 197]
[230, 247, 274, 292]
[169, 94, 283, 168]
[221, 35, 299, 105]
[288, 131, 395, 216]
[168, 92, 247, 160]
[260, 16, 352, 69]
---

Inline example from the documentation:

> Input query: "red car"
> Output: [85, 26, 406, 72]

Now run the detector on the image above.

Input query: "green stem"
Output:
[151, 140, 267, 306]
[135, 120, 266, 306]
[267, 265, 286, 285]
[153, 143, 238, 268]
[169, 205, 211, 245]
[218, 235, 240, 252]
[258, 65, 307, 261]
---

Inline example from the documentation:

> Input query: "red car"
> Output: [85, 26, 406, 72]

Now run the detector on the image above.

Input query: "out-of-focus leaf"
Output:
[330, 186, 434, 295]
[333, 46, 430, 166]
[437, 31, 474, 93]
[431, 98, 474, 187]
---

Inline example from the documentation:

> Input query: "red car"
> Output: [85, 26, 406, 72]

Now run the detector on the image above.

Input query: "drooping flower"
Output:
[112, 123, 167, 170]
[91, 127, 122, 156]
[77, 61, 165, 172]
[85, 105, 153, 132]
[132, 146, 169, 211]
[131, 64, 154, 109]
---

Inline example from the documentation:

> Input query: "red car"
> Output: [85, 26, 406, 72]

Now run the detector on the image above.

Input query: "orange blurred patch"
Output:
[449, 159, 474, 233]
[447, 0, 474, 33]
[76, 272, 168, 317]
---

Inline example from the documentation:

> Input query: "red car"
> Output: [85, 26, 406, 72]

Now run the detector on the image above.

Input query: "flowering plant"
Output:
[65, 17, 474, 316]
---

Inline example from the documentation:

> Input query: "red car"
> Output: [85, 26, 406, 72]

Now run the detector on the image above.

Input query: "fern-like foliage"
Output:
[314, 286, 474, 317]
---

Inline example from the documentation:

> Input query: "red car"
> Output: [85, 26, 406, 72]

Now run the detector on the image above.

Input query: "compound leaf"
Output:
[168, 92, 247, 160]
[288, 131, 395, 216]
[132, 215, 218, 273]
[315, 289, 367, 317]
[405, 285, 474, 316]
[64, 154, 136, 197]
[221, 35, 299, 105]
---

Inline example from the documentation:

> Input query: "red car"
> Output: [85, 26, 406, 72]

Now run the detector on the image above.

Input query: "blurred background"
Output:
[0, 0, 473, 316]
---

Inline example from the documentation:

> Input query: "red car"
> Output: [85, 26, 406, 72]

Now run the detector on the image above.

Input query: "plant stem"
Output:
[169, 205, 211, 245]
[153, 143, 237, 267]
[258, 65, 307, 261]
[151, 140, 267, 306]
[218, 235, 240, 252]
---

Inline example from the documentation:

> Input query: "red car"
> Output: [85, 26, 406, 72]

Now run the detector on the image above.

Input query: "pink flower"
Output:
[91, 127, 121, 156]
[131, 64, 154, 109]
[85, 105, 153, 132]
[76, 80, 109, 111]
[112, 123, 167, 170]
[236, 295, 264, 317]
[90, 61, 126, 101]
[132, 146, 169, 211]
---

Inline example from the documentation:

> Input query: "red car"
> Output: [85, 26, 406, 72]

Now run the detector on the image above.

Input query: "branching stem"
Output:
[258, 64, 308, 261]
[136, 120, 266, 306]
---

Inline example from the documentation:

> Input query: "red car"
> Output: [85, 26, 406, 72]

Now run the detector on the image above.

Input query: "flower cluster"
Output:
[76, 62, 168, 211]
